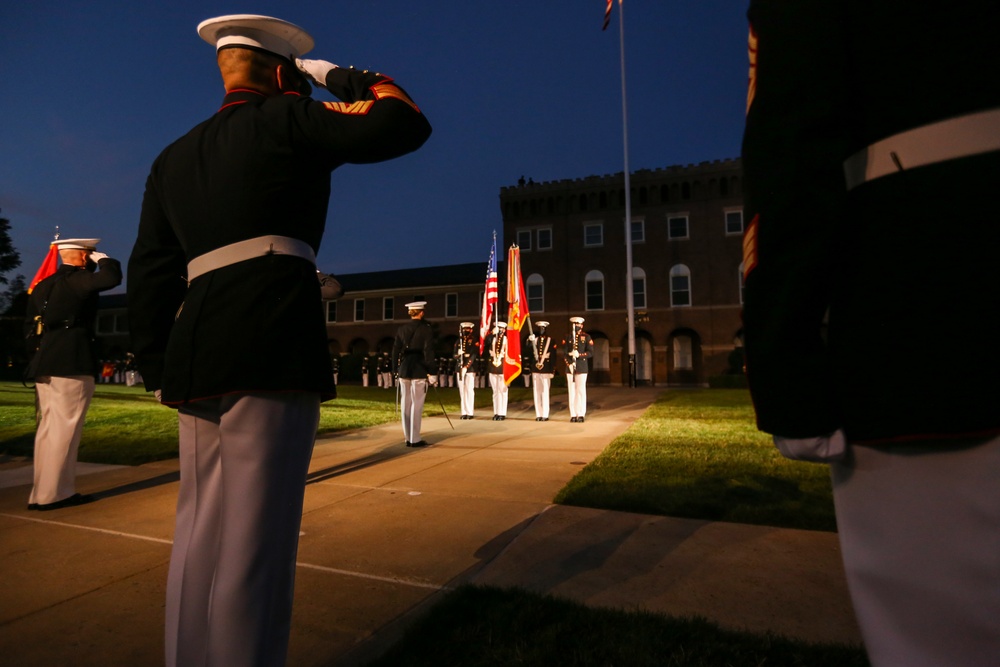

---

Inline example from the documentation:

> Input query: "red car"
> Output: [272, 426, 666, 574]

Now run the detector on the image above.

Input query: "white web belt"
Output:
[843, 107, 1000, 190]
[187, 235, 316, 282]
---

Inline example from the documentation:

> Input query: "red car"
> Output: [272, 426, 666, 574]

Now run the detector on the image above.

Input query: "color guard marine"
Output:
[563, 317, 594, 423]
[453, 321, 478, 419]
[485, 321, 508, 420]
[527, 320, 556, 421]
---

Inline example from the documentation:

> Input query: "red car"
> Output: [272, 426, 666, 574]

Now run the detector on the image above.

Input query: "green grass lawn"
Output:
[0, 381, 535, 465]
[556, 389, 837, 532]
[366, 585, 868, 667]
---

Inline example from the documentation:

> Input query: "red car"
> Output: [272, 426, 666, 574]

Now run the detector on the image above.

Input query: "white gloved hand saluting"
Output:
[89, 252, 109, 262]
[295, 59, 338, 87]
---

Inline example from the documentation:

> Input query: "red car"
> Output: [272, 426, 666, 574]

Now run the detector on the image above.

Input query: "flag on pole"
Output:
[478, 235, 499, 354]
[602, 0, 615, 30]
[27, 243, 59, 293]
[503, 244, 530, 385]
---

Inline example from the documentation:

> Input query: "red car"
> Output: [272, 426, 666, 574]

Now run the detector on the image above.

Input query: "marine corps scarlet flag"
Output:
[27, 244, 59, 293]
[503, 244, 529, 385]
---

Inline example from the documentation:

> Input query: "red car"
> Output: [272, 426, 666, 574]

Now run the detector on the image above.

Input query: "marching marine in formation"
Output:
[392, 301, 437, 446]
[485, 321, 509, 420]
[528, 320, 556, 421]
[454, 322, 478, 419]
[563, 317, 594, 423]
[361, 355, 369, 387]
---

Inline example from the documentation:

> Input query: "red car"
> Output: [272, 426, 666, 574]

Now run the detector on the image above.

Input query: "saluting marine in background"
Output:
[25, 238, 122, 510]
[527, 320, 555, 421]
[453, 321, 478, 419]
[563, 317, 593, 423]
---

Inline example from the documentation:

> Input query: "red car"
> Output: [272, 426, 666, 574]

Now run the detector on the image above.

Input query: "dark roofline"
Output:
[333, 261, 499, 293]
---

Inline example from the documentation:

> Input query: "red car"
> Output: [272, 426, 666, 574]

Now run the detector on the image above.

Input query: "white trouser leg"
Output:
[30, 375, 94, 505]
[831, 437, 1000, 667]
[458, 373, 475, 416]
[399, 378, 427, 443]
[489, 373, 508, 416]
[532, 373, 552, 418]
[166, 392, 319, 667]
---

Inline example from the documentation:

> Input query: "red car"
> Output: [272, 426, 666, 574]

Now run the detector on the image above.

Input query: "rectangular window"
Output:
[633, 277, 646, 309]
[584, 223, 603, 247]
[668, 216, 689, 240]
[354, 299, 365, 322]
[586, 279, 604, 310]
[326, 301, 337, 323]
[671, 275, 691, 307]
[96, 314, 115, 335]
[725, 209, 744, 235]
[527, 282, 544, 312]
[630, 220, 645, 244]
[383, 297, 394, 320]
[445, 292, 458, 318]
[536, 228, 552, 250]
[516, 229, 532, 250]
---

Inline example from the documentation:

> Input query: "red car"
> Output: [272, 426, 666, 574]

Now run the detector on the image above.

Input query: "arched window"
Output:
[738, 262, 746, 304]
[585, 270, 605, 311]
[526, 273, 545, 312]
[593, 337, 610, 370]
[670, 264, 691, 307]
[673, 334, 693, 370]
[632, 266, 647, 309]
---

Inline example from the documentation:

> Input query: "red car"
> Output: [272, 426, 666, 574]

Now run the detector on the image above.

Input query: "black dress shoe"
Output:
[570, 417, 579, 423]
[542, 417, 549, 421]
[578, 416, 585, 423]
[535, 417, 542, 421]
[27, 503, 39, 511]
[408, 440, 428, 448]
[36, 493, 95, 511]
[492, 415, 499, 421]
[499, 415, 506, 421]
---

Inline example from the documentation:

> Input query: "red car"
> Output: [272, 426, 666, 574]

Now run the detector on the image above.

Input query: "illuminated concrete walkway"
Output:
[0, 386, 860, 666]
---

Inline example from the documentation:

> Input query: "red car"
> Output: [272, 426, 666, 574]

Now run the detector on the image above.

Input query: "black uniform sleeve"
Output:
[127, 172, 189, 392]
[740, 1, 851, 438]
[298, 68, 432, 165]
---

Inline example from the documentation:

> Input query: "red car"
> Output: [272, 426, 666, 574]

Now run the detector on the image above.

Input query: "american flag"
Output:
[478, 235, 498, 353]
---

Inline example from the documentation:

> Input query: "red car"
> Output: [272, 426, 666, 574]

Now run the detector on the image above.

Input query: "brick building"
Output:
[499, 159, 745, 385]
[94, 159, 746, 386]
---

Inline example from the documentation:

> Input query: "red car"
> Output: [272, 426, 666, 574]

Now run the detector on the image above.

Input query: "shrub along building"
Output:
[94, 159, 745, 387]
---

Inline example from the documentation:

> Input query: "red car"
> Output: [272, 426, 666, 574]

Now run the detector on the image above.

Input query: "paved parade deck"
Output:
[0, 386, 861, 666]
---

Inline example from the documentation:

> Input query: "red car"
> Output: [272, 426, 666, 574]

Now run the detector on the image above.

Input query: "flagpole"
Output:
[617, 0, 637, 388]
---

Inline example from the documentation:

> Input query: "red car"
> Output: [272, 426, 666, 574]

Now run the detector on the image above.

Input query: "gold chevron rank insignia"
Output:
[372, 82, 420, 113]
[743, 214, 759, 280]
[322, 100, 375, 115]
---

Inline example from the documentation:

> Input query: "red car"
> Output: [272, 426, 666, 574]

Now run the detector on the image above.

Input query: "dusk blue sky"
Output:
[0, 1, 748, 285]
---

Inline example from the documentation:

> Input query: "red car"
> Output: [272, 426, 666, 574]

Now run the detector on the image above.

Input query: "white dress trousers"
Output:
[399, 378, 428, 443]
[831, 436, 1000, 667]
[166, 392, 320, 667]
[531, 373, 553, 419]
[30, 375, 95, 505]
[489, 373, 508, 416]
[457, 371, 476, 417]
[566, 372, 588, 418]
